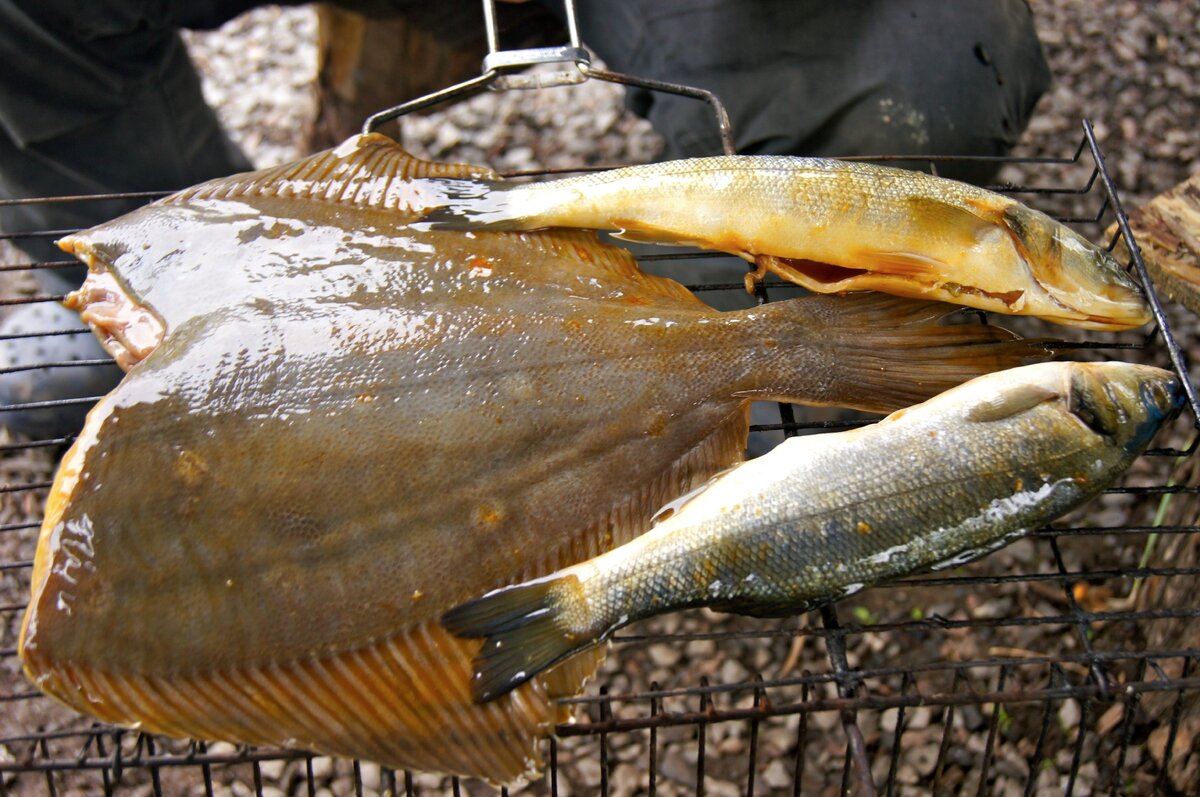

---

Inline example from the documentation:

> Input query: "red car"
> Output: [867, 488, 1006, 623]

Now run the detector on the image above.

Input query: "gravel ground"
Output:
[1, 3, 1198, 796]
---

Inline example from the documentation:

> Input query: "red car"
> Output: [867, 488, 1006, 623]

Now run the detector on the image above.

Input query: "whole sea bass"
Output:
[445, 361, 1182, 702]
[415, 156, 1151, 330]
[19, 135, 1045, 785]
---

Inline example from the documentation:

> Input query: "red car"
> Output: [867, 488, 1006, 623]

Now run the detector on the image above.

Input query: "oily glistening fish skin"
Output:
[444, 361, 1182, 703]
[415, 156, 1151, 330]
[22, 135, 1047, 785]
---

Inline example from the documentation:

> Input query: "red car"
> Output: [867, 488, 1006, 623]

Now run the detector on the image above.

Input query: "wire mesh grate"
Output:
[0, 122, 1197, 796]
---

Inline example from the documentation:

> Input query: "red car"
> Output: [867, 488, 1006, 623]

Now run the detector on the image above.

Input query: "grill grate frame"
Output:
[0, 121, 1197, 796]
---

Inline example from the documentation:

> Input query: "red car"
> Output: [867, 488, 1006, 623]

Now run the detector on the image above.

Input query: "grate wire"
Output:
[0, 124, 1197, 795]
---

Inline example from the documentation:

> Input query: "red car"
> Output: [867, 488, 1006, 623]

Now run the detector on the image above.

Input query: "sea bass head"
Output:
[965, 360, 1182, 455]
[1062, 361, 1184, 453]
[1002, 203, 1151, 331]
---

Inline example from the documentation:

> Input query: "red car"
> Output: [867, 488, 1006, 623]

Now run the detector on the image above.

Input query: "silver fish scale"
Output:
[573, 378, 1146, 636]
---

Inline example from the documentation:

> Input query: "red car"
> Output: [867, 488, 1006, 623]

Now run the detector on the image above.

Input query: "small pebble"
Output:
[258, 759, 287, 782]
[761, 758, 791, 790]
[309, 756, 334, 783]
[908, 742, 941, 777]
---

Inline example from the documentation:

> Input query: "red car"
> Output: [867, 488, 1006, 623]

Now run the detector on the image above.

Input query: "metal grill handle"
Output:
[362, 0, 736, 154]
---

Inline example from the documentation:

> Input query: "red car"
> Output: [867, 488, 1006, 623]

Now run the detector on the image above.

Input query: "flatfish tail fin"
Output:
[163, 133, 499, 216]
[835, 297, 1060, 413]
[750, 293, 1061, 415]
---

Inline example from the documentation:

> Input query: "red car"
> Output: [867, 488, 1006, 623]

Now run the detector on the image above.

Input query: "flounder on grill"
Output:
[21, 135, 1049, 784]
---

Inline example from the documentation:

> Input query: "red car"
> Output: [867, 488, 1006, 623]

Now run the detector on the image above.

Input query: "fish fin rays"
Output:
[748, 294, 1058, 415]
[164, 133, 498, 212]
[851, 249, 947, 278]
[966, 385, 1062, 422]
[517, 230, 710, 309]
[442, 579, 598, 703]
[826, 299, 1057, 414]
[609, 220, 725, 251]
[160, 134, 706, 308]
[541, 645, 607, 720]
[24, 624, 560, 785]
[525, 408, 749, 579]
[908, 194, 1009, 245]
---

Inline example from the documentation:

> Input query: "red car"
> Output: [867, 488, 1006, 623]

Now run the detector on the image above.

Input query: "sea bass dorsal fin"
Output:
[165, 133, 498, 211]
[966, 384, 1060, 422]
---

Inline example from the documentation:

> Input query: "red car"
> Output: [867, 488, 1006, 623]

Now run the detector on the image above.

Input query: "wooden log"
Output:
[1109, 172, 1200, 318]
[1135, 456, 1200, 794]
[305, 1, 566, 151]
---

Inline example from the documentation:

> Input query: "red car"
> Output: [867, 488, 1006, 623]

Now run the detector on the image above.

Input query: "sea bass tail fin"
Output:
[753, 294, 1060, 415]
[416, 178, 542, 231]
[443, 577, 597, 704]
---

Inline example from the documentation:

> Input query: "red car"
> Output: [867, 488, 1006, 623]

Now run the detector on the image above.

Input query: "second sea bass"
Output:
[21, 135, 1045, 785]
[416, 156, 1151, 330]
[445, 361, 1182, 701]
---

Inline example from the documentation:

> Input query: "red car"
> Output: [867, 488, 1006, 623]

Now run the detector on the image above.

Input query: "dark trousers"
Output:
[571, 0, 1050, 177]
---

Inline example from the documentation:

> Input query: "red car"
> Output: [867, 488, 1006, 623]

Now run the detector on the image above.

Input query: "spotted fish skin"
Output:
[444, 361, 1182, 702]
[20, 135, 1047, 785]
[417, 156, 1151, 330]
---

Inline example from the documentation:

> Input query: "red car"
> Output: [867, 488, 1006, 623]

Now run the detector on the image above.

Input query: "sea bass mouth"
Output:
[58, 237, 164, 371]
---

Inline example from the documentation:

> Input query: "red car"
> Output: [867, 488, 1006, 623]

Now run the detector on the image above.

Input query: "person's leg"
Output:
[570, 0, 1050, 181]
[0, 0, 253, 437]
[0, 0, 253, 274]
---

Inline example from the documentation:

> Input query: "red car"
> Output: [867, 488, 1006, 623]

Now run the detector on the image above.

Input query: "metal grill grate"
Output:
[0, 122, 1198, 796]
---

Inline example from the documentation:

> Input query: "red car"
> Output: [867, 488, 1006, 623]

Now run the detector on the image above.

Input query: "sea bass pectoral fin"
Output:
[852, 249, 949, 279]
[965, 384, 1062, 423]
[922, 193, 1012, 231]
[443, 577, 599, 704]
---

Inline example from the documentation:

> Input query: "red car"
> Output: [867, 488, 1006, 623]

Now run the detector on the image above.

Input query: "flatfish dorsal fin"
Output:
[165, 133, 497, 211]
[159, 136, 708, 309]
